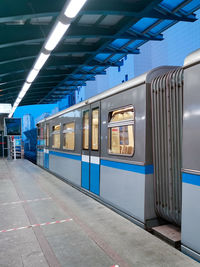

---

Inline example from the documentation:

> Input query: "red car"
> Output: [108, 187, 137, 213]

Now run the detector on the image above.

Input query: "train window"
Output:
[110, 106, 134, 122]
[92, 108, 99, 150]
[46, 124, 49, 147]
[108, 106, 134, 156]
[52, 124, 60, 149]
[63, 122, 75, 150]
[83, 110, 89, 150]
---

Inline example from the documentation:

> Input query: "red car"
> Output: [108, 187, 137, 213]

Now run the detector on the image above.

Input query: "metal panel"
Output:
[100, 165, 145, 222]
[181, 59, 200, 261]
[181, 182, 200, 256]
[100, 164, 155, 223]
[49, 154, 81, 186]
[182, 64, 200, 172]
[151, 68, 183, 225]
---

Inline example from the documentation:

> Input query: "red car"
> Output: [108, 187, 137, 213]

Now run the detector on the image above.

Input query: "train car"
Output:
[37, 66, 175, 228]
[37, 49, 200, 262]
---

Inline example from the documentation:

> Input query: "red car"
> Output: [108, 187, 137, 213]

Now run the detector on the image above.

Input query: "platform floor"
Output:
[0, 159, 199, 267]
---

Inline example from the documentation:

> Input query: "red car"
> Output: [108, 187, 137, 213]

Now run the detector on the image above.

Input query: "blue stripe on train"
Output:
[101, 159, 154, 174]
[90, 163, 100, 195]
[44, 153, 49, 169]
[182, 172, 200, 187]
[48, 151, 153, 175]
[49, 150, 81, 161]
[81, 161, 90, 190]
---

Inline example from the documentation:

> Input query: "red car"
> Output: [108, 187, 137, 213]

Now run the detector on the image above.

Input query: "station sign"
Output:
[4, 118, 22, 136]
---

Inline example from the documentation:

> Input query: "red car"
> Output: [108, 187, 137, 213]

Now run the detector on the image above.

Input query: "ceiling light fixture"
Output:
[9, 0, 88, 118]
[44, 22, 70, 51]
[26, 69, 39, 83]
[34, 52, 50, 70]
[64, 0, 87, 18]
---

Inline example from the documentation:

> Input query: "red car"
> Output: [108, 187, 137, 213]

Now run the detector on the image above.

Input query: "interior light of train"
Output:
[64, 0, 87, 18]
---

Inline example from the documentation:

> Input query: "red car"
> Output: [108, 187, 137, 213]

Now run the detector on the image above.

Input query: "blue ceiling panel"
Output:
[132, 18, 158, 32]
[95, 53, 112, 62]
[111, 39, 131, 49]
[161, 0, 184, 10]
[126, 40, 146, 50]
[150, 20, 174, 35]
[182, 0, 200, 13]
[109, 54, 125, 62]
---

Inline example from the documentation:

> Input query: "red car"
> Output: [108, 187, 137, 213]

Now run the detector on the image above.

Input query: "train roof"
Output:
[38, 66, 176, 124]
[184, 48, 200, 68]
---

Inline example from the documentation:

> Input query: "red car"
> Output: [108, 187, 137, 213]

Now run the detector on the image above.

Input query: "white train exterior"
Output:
[37, 49, 200, 262]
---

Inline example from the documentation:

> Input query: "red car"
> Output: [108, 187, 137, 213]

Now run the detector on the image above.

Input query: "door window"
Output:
[92, 108, 99, 151]
[83, 111, 89, 150]
[52, 124, 60, 149]
[63, 122, 75, 150]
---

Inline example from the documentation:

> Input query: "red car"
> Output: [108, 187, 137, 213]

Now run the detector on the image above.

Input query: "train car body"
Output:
[37, 66, 174, 227]
[37, 49, 200, 262]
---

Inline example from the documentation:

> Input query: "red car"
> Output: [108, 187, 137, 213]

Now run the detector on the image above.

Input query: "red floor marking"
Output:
[110, 265, 119, 267]
[38, 185, 131, 267]
[0, 218, 73, 233]
[0, 197, 51, 206]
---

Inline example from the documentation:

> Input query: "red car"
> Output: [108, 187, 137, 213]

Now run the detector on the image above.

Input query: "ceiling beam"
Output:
[0, 12, 58, 24]
[0, 24, 163, 49]
[0, 69, 106, 79]
[0, 0, 65, 20]
[0, 44, 140, 64]
[80, 1, 196, 22]
[0, 56, 122, 73]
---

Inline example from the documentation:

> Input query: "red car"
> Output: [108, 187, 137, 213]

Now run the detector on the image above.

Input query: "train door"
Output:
[44, 124, 49, 169]
[81, 102, 100, 195]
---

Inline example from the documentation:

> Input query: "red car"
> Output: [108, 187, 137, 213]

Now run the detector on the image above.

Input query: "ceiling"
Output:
[0, 0, 199, 106]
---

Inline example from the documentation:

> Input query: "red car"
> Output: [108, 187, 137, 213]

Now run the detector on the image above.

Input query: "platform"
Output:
[0, 159, 198, 267]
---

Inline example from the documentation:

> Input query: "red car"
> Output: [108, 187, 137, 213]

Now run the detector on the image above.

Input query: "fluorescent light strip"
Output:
[64, 0, 87, 18]
[44, 21, 70, 51]
[18, 82, 31, 99]
[27, 69, 39, 83]
[34, 53, 50, 70]
[9, 0, 88, 118]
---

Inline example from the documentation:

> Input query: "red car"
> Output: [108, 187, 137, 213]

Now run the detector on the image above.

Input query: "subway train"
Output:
[37, 48, 200, 261]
